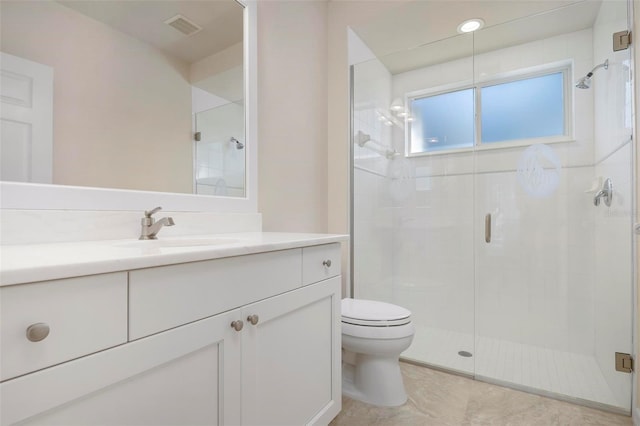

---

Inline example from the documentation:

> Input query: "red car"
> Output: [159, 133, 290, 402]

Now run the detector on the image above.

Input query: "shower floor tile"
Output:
[402, 326, 623, 411]
[330, 362, 632, 426]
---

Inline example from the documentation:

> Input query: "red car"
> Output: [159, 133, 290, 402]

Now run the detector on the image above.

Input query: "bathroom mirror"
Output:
[0, 0, 253, 204]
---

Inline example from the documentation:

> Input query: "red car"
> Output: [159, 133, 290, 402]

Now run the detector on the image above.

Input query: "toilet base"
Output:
[341, 354, 408, 407]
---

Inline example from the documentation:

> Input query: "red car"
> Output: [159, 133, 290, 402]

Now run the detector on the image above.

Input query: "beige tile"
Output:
[463, 383, 555, 425]
[330, 362, 632, 426]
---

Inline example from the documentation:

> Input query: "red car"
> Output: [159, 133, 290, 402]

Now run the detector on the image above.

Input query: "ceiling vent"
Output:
[164, 14, 202, 36]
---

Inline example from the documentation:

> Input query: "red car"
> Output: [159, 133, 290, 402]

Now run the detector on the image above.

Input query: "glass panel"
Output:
[351, 31, 476, 376]
[481, 72, 565, 143]
[409, 88, 474, 153]
[473, 1, 632, 412]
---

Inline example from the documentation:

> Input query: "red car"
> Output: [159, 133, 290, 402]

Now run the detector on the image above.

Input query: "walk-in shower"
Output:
[350, 0, 634, 415]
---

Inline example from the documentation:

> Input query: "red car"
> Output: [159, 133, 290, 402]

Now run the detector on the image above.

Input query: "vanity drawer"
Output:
[0, 273, 128, 381]
[129, 249, 302, 340]
[302, 243, 341, 286]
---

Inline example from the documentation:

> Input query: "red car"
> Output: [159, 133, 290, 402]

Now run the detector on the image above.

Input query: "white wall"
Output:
[0, 1, 193, 193]
[191, 42, 244, 104]
[257, 0, 328, 233]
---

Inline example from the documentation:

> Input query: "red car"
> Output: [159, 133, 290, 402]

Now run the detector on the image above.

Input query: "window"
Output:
[409, 88, 474, 153]
[407, 65, 570, 155]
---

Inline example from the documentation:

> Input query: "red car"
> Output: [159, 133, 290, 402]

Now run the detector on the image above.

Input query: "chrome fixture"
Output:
[230, 137, 244, 149]
[355, 130, 399, 159]
[575, 59, 609, 89]
[593, 178, 613, 207]
[139, 206, 175, 240]
[484, 213, 492, 243]
[231, 320, 244, 331]
[247, 314, 259, 325]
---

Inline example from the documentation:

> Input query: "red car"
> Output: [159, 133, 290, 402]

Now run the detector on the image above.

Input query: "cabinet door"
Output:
[241, 277, 341, 426]
[1, 310, 241, 426]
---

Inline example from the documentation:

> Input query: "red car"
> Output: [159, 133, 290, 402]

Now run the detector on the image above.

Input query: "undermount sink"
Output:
[115, 238, 238, 249]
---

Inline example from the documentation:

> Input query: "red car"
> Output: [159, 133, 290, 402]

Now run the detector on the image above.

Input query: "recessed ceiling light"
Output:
[457, 18, 485, 33]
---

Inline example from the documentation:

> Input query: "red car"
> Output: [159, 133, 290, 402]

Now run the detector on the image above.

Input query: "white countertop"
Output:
[0, 232, 348, 286]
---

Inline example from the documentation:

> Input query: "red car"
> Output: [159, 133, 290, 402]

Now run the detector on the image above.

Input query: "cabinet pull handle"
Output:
[322, 259, 332, 267]
[26, 323, 50, 342]
[230, 320, 244, 332]
[247, 314, 259, 325]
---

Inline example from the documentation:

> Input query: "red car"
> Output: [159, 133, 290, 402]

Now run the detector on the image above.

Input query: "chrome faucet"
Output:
[593, 178, 613, 207]
[139, 207, 175, 240]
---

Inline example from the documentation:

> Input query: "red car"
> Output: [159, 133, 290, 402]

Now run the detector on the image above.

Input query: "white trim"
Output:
[0, 1, 258, 213]
[406, 136, 575, 158]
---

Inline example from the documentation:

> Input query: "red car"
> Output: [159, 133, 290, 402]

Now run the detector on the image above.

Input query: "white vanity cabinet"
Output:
[240, 276, 340, 426]
[1, 308, 241, 426]
[0, 242, 342, 426]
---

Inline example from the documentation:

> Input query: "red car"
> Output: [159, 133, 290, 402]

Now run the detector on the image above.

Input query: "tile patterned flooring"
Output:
[330, 362, 632, 426]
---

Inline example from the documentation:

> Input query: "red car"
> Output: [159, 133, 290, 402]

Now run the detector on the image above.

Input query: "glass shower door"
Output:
[472, 1, 633, 412]
[351, 33, 477, 376]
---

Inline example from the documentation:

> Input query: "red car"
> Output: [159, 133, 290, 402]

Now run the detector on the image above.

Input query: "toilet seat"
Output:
[341, 299, 411, 327]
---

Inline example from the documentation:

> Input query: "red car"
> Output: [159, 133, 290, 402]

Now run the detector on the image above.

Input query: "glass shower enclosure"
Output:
[351, 0, 634, 413]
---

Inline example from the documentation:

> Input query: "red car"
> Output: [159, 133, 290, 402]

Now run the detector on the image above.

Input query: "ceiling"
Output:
[57, 0, 243, 64]
[351, 0, 604, 74]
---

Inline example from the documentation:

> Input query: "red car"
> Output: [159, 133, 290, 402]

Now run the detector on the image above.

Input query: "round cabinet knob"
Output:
[322, 259, 332, 267]
[26, 323, 50, 342]
[230, 320, 244, 332]
[247, 314, 259, 325]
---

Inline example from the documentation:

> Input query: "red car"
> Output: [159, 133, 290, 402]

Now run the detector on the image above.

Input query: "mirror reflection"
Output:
[0, 0, 245, 197]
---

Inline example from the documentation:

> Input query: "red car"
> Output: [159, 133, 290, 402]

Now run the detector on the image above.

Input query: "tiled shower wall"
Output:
[352, 53, 394, 301]
[194, 102, 245, 197]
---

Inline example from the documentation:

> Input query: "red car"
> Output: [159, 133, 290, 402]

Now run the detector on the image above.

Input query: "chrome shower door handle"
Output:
[485, 213, 491, 243]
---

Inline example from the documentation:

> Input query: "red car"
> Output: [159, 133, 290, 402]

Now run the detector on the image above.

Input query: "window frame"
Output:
[404, 60, 574, 157]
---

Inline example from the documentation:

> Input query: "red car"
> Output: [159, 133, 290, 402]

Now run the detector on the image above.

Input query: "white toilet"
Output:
[341, 298, 415, 407]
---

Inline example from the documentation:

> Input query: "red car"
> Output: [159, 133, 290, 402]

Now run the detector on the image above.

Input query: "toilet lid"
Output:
[341, 299, 411, 327]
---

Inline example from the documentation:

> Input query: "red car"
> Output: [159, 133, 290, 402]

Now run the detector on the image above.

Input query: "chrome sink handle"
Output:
[144, 206, 163, 218]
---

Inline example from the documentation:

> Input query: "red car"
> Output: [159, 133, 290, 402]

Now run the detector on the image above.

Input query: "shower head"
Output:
[575, 76, 591, 89]
[575, 59, 608, 89]
[230, 137, 244, 149]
